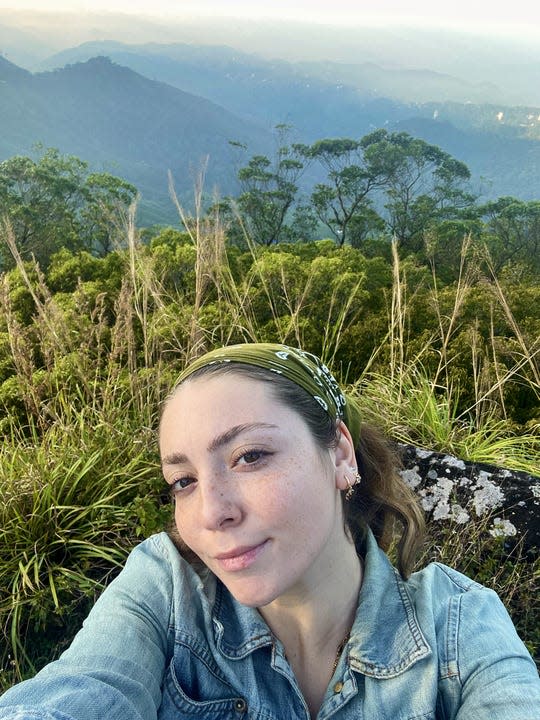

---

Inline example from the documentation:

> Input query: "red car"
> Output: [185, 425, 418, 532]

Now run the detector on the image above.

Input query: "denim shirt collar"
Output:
[211, 580, 274, 659]
[347, 530, 431, 678]
[208, 529, 431, 676]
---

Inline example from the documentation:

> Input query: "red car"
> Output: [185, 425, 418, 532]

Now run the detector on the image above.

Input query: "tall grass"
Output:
[0, 216, 171, 687]
[0, 418, 163, 680]
[355, 238, 539, 473]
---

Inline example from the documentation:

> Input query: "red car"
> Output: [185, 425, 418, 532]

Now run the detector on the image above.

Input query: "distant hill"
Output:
[5, 11, 540, 105]
[41, 41, 398, 139]
[391, 116, 540, 200]
[0, 55, 272, 224]
[0, 55, 32, 81]
[297, 59, 502, 106]
[39, 42, 540, 202]
[0, 21, 56, 69]
[42, 40, 503, 122]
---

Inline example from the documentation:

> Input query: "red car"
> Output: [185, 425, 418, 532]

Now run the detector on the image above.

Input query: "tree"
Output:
[347, 206, 386, 249]
[0, 150, 86, 267]
[231, 127, 306, 246]
[479, 196, 540, 273]
[0, 147, 137, 269]
[302, 137, 393, 246]
[80, 172, 138, 255]
[360, 130, 474, 253]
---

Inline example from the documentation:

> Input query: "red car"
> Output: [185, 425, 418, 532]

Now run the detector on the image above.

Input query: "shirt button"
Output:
[234, 698, 247, 712]
[333, 681, 344, 693]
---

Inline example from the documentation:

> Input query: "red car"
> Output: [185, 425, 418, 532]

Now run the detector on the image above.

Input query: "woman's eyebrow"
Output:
[161, 451, 188, 467]
[161, 423, 278, 467]
[207, 423, 278, 453]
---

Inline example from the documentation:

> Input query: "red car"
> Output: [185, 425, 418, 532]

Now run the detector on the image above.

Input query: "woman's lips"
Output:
[214, 540, 269, 571]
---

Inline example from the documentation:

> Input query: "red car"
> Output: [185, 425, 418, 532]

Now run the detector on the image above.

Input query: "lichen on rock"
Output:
[398, 444, 540, 551]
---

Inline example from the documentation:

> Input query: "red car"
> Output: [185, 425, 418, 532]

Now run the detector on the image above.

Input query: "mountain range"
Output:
[1, 40, 539, 225]
[0, 53, 271, 224]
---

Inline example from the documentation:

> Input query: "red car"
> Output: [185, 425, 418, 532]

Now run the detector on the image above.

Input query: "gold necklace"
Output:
[331, 631, 350, 675]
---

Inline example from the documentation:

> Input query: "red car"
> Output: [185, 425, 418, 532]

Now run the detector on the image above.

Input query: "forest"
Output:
[0, 136, 539, 687]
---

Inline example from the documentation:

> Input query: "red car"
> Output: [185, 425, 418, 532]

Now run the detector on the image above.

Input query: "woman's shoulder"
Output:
[403, 559, 505, 625]
[406, 560, 483, 597]
[403, 559, 533, 667]
[118, 531, 214, 598]
[403, 561, 540, 714]
[126, 530, 181, 562]
[106, 531, 180, 591]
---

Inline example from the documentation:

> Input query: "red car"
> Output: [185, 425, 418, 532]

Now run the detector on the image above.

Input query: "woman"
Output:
[1, 342, 539, 719]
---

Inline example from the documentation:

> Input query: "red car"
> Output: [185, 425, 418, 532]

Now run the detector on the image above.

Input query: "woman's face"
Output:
[159, 373, 352, 608]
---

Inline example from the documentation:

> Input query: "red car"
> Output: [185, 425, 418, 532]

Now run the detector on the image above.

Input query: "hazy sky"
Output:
[5, 0, 540, 36]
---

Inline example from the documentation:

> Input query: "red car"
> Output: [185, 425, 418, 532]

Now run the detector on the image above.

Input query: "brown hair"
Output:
[164, 363, 425, 578]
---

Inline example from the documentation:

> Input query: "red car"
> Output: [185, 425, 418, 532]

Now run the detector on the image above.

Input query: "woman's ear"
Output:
[332, 420, 357, 491]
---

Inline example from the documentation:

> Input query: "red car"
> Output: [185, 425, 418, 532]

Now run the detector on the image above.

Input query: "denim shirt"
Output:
[1, 529, 539, 720]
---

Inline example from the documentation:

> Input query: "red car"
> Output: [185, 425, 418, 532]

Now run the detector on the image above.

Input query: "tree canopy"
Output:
[0, 147, 137, 269]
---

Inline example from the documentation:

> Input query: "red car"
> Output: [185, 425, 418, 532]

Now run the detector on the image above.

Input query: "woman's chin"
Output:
[221, 576, 281, 608]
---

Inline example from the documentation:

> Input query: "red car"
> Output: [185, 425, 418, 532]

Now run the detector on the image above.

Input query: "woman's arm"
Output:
[0, 534, 175, 720]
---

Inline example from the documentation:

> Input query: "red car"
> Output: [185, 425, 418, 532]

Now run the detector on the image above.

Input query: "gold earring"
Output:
[345, 468, 361, 500]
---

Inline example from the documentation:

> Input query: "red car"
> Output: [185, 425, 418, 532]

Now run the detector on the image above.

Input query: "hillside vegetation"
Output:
[0, 146, 539, 687]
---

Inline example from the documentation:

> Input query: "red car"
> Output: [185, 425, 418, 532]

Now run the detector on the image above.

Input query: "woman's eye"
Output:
[170, 476, 195, 496]
[236, 449, 270, 466]
[242, 450, 262, 464]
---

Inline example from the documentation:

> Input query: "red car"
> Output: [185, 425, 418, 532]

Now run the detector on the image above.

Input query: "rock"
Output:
[398, 444, 540, 553]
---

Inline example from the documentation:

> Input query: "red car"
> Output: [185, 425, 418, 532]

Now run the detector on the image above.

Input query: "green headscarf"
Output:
[177, 343, 362, 444]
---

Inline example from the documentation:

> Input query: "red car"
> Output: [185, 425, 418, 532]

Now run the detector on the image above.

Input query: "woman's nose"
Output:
[199, 478, 242, 530]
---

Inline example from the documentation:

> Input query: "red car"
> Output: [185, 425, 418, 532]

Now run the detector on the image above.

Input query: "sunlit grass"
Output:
[356, 368, 540, 474]
[0, 405, 168, 688]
